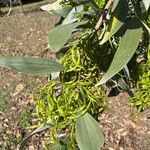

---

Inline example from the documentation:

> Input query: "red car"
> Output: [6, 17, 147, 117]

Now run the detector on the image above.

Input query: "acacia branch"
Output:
[95, 0, 113, 30]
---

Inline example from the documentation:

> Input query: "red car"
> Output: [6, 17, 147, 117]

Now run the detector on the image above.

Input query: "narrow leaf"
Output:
[118, 78, 134, 97]
[142, 0, 150, 11]
[48, 22, 86, 52]
[61, 5, 84, 25]
[41, 2, 72, 17]
[76, 113, 104, 150]
[52, 144, 67, 150]
[111, 0, 119, 12]
[49, 6, 72, 16]
[0, 56, 64, 75]
[100, 0, 128, 45]
[97, 17, 143, 85]
[19, 125, 50, 150]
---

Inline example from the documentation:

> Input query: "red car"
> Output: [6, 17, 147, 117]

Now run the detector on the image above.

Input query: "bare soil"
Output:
[100, 93, 150, 150]
[0, 3, 58, 149]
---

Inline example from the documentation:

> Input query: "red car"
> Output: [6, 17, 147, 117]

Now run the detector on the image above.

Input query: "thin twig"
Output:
[95, 0, 113, 30]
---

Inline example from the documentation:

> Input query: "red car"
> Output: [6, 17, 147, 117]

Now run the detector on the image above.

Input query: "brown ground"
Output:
[0, 2, 58, 150]
[0, 2, 150, 150]
[100, 93, 150, 150]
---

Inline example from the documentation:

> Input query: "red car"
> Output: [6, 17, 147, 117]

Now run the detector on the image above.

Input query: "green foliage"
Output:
[18, 107, 32, 129]
[98, 17, 143, 85]
[35, 42, 106, 149]
[2, 132, 20, 150]
[0, 84, 14, 113]
[0, 0, 149, 149]
[33, 0, 149, 148]
[131, 51, 150, 112]
[34, 28, 107, 149]
[52, 144, 67, 150]
[0, 56, 64, 75]
[48, 22, 86, 52]
[76, 113, 104, 150]
[35, 80, 105, 147]
[100, 0, 128, 45]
